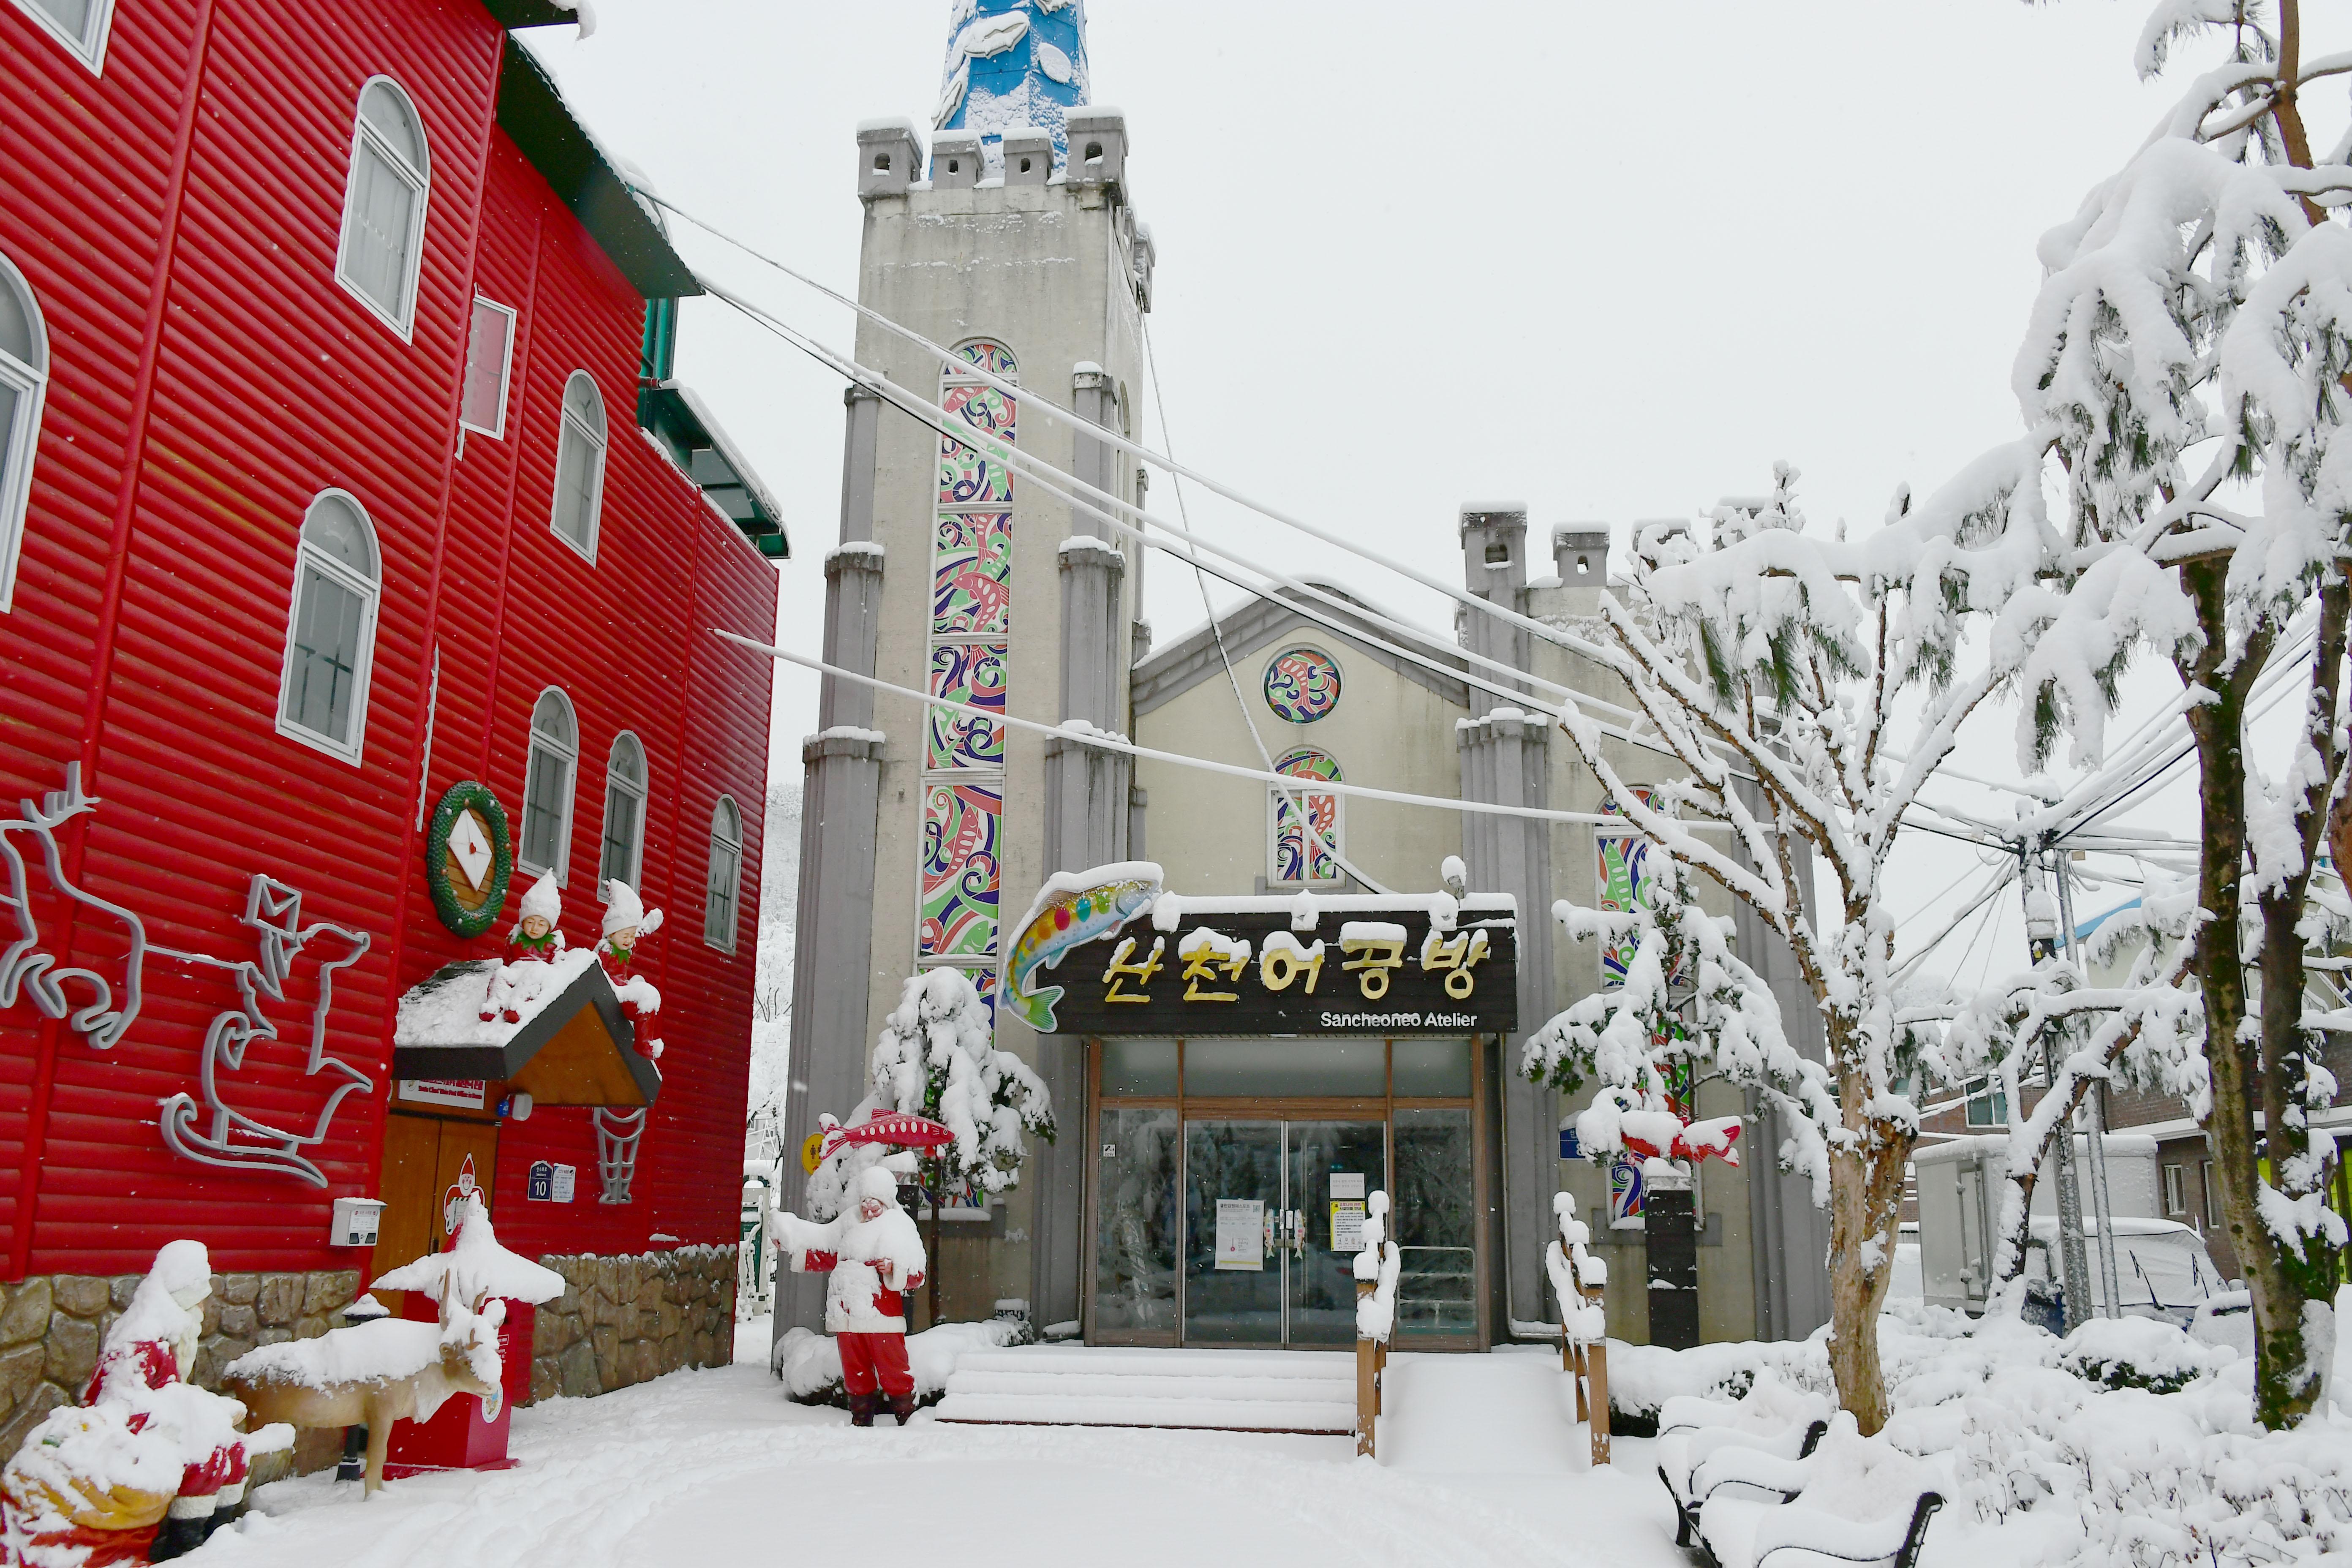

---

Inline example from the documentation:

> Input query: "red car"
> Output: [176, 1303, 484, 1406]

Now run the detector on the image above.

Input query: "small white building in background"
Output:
[1913, 1132, 2227, 1322]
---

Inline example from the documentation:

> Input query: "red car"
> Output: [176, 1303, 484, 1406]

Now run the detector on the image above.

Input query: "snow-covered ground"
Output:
[192, 1303, 2352, 1568]
[199, 1323, 1674, 1568]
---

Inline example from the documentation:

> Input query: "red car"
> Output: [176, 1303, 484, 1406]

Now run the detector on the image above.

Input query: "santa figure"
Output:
[596, 880, 664, 1060]
[480, 873, 565, 1024]
[778, 1168, 928, 1426]
[1, 1241, 291, 1565]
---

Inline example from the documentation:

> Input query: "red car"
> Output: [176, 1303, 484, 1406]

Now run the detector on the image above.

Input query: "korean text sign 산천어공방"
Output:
[1044, 908, 1517, 1037]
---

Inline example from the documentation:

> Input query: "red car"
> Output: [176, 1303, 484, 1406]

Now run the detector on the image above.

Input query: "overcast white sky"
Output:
[528, 2, 2299, 993]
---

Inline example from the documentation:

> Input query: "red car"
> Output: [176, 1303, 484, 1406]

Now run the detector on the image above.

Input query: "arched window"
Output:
[275, 491, 382, 762]
[335, 77, 431, 337]
[550, 370, 607, 560]
[1268, 747, 1344, 885]
[0, 251, 48, 613]
[705, 795, 743, 952]
[520, 688, 578, 879]
[599, 730, 648, 892]
[8, 0, 117, 72]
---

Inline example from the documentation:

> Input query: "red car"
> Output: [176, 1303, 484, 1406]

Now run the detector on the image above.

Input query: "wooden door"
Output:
[370, 1112, 499, 1312]
[433, 1119, 500, 1247]
[372, 1113, 442, 1296]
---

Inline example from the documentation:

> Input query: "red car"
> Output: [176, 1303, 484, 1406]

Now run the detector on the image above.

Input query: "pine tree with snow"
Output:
[868, 968, 1055, 1315]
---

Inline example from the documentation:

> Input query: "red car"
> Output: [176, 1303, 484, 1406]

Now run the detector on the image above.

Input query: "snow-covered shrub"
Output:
[2058, 1316, 2227, 1395]
[870, 968, 1055, 1204]
[1605, 1341, 1827, 1434]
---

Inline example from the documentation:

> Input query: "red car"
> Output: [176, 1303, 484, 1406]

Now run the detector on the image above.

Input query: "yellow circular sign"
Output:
[801, 1131, 826, 1174]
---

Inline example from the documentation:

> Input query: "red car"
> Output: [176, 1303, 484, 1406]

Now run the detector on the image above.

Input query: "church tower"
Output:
[782, 0, 1154, 1333]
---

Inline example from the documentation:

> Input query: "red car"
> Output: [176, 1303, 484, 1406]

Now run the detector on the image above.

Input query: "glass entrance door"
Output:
[1182, 1119, 1388, 1346]
[1184, 1120, 1282, 1344]
[1285, 1121, 1388, 1345]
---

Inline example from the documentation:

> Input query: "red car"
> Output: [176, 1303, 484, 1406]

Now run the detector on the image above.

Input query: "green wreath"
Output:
[426, 781, 515, 939]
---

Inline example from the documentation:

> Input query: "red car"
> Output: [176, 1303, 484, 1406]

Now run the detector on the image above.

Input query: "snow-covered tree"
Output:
[870, 967, 1056, 1208]
[1936, 876, 2206, 1292]
[1527, 465, 2088, 1435]
[1998, 0, 2352, 1429]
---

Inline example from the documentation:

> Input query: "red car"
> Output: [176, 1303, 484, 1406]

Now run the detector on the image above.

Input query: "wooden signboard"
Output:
[1045, 908, 1516, 1037]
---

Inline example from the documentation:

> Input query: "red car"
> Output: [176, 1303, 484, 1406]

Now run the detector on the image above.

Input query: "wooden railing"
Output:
[1546, 1192, 1611, 1465]
[1353, 1190, 1399, 1457]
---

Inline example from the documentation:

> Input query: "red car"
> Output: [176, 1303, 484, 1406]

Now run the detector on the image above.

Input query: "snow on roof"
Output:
[1145, 576, 1449, 668]
[395, 949, 599, 1049]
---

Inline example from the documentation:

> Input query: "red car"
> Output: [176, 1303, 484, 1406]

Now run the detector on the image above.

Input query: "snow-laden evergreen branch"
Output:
[870, 968, 1056, 1201]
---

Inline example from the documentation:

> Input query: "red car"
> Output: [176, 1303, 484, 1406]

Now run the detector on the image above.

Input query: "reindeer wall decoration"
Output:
[0, 765, 376, 1187]
[0, 765, 149, 1051]
[157, 876, 372, 1188]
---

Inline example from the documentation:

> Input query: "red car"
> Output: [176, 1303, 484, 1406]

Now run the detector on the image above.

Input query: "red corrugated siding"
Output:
[0, 0, 209, 1261]
[0, 4, 776, 1278]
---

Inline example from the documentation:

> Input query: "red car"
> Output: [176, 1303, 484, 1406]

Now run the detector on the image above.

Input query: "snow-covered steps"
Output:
[930, 1346, 1358, 1433]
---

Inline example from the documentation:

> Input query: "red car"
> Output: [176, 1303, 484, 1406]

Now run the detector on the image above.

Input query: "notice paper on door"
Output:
[1329, 1172, 1366, 1200]
[1331, 1200, 1368, 1253]
[1214, 1199, 1265, 1271]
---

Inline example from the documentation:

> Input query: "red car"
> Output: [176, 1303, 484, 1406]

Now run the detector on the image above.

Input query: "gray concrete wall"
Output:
[814, 122, 1152, 1329]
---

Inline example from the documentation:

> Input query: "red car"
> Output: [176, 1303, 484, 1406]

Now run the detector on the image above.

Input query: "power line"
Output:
[717, 629, 1746, 833]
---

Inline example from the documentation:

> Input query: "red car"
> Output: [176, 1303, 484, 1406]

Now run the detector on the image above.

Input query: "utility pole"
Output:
[2055, 852, 2122, 1321]
[2022, 845, 2094, 1332]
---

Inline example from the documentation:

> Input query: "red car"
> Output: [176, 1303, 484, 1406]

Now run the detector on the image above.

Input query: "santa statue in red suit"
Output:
[777, 1168, 928, 1426]
[0, 1241, 290, 1566]
[596, 880, 664, 1061]
[481, 872, 565, 1024]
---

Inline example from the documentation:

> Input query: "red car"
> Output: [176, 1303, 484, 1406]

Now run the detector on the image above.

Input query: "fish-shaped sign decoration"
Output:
[1004, 862, 1163, 1034]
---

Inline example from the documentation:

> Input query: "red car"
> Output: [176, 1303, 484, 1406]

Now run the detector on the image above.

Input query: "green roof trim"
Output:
[484, 0, 584, 26]
[496, 40, 702, 301]
[640, 382, 790, 556]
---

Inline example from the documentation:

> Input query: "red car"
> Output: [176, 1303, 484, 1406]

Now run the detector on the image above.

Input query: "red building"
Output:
[0, 0, 782, 1446]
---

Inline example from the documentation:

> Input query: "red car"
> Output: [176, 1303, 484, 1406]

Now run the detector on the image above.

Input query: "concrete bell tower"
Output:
[780, 0, 1155, 1335]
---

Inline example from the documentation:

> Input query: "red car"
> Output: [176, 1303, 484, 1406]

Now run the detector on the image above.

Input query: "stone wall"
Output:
[529, 1247, 736, 1402]
[0, 1269, 359, 1478]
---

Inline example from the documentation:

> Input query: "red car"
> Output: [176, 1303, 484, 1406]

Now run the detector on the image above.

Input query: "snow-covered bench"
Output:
[1657, 1415, 1830, 1548]
[1653, 1375, 1836, 1546]
[1690, 1427, 1944, 1568]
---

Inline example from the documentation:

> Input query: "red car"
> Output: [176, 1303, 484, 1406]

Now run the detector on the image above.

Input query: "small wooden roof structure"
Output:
[392, 955, 661, 1107]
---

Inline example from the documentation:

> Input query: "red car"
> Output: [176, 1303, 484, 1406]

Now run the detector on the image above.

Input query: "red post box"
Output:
[382, 1294, 537, 1478]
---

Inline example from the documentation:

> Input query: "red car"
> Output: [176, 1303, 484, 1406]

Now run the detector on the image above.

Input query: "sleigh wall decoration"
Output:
[0, 765, 376, 1188]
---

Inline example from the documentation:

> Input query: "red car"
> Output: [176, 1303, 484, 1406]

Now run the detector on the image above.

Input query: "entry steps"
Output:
[931, 1346, 1356, 1433]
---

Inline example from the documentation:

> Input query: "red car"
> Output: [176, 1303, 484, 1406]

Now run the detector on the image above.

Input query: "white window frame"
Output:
[2162, 1162, 2186, 1217]
[459, 295, 518, 439]
[519, 686, 580, 883]
[549, 370, 607, 563]
[6, 0, 116, 74]
[705, 795, 743, 953]
[0, 250, 49, 615]
[598, 730, 649, 896]
[334, 76, 431, 341]
[273, 489, 382, 766]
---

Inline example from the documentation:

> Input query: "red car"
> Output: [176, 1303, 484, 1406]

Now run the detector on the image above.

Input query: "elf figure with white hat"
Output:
[775, 1168, 928, 1426]
[480, 873, 566, 1024]
[597, 880, 664, 1060]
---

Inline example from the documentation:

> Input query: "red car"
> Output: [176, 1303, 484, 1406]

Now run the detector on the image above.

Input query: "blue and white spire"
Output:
[935, 0, 1091, 174]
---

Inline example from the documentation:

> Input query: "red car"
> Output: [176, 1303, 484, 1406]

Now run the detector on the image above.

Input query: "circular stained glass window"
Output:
[1263, 647, 1342, 723]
